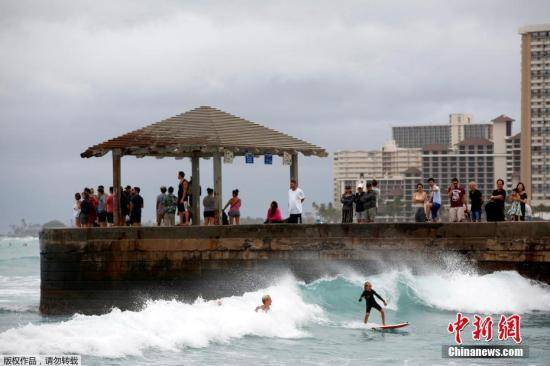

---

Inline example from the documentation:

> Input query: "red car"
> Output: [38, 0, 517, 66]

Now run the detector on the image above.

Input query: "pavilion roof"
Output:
[81, 106, 327, 158]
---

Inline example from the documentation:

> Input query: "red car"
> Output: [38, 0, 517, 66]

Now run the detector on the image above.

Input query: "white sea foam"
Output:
[347, 267, 550, 314]
[403, 270, 550, 314]
[309, 265, 550, 314]
[0, 275, 325, 358]
[0, 275, 40, 314]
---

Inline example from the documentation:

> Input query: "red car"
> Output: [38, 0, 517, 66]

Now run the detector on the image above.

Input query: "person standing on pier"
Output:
[223, 189, 242, 225]
[354, 185, 367, 223]
[427, 178, 441, 222]
[105, 187, 114, 227]
[341, 185, 354, 223]
[487, 179, 507, 222]
[121, 186, 132, 226]
[448, 178, 466, 222]
[156, 186, 167, 226]
[203, 188, 217, 225]
[129, 187, 144, 227]
[288, 180, 305, 223]
[163, 186, 177, 226]
[177, 171, 189, 226]
[516, 182, 528, 221]
[468, 181, 483, 222]
[96, 186, 107, 228]
[73, 193, 81, 228]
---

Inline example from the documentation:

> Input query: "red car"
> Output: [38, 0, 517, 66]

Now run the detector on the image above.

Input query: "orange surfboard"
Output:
[372, 322, 409, 330]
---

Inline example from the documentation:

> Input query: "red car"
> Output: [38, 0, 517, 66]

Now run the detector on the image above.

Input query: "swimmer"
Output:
[358, 281, 387, 326]
[255, 295, 272, 312]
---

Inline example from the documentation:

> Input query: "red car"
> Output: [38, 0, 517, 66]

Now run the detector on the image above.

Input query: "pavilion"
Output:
[81, 106, 328, 225]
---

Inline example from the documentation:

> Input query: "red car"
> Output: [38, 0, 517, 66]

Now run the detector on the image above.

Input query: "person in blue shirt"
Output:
[427, 177, 442, 222]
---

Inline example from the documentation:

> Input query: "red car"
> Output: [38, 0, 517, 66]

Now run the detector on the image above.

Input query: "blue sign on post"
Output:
[264, 154, 273, 165]
[245, 153, 254, 164]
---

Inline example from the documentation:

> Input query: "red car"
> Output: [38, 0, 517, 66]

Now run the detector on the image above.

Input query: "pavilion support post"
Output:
[191, 151, 201, 226]
[290, 153, 299, 183]
[213, 153, 222, 223]
[112, 149, 122, 226]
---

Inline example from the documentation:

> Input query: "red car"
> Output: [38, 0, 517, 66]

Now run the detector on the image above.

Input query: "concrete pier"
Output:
[40, 222, 550, 315]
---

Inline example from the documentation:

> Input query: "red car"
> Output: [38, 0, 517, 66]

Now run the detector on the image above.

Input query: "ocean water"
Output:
[0, 237, 549, 365]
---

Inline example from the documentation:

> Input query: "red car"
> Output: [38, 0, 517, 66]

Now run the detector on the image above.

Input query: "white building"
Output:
[519, 24, 550, 205]
[332, 140, 421, 203]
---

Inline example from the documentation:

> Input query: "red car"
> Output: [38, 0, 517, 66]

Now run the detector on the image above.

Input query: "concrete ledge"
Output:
[40, 222, 550, 315]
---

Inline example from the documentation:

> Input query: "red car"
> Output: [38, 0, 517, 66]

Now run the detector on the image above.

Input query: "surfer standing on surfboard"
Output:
[358, 281, 387, 325]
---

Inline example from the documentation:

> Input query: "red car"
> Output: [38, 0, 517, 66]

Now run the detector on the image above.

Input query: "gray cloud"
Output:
[1, 0, 549, 231]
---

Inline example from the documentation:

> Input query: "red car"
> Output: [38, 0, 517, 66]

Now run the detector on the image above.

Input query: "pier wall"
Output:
[40, 222, 550, 315]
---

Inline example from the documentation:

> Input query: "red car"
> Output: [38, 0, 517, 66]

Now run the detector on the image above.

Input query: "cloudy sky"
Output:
[0, 0, 548, 231]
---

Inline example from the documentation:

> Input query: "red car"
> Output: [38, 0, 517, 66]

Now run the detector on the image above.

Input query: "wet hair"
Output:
[496, 179, 505, 185]
[168, 186, 174, 194]
[516, 182, 525, 192]
[262, 295, 271, 304]
[178, 171, 185, 178]
[134, 187, 140, 193]
[232, 189, 239, 196]
[428, 177, 435, 183]
[372, 179, 378, 187]
[207, 188, 214, 194]
[75, 192, 81, 200]
[364, 281, 372, 290]
[160, 186, 167, 193]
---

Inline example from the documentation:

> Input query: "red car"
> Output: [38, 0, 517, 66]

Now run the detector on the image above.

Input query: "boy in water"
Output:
[358, 281, 387, 325]
[255, 295, 272, 312]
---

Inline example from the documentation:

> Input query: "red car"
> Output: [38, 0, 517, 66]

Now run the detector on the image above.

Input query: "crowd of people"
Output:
[73, 171, 307, 227]
[74, 170, 531, 228]
[341, 179, 380, 223]
[341, 176, 530, 224]
[73, 185, 144, 228]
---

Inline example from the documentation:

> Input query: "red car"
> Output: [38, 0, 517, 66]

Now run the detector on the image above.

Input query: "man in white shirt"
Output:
[357, 173, 366, 191]
[288, 179, 305, 223]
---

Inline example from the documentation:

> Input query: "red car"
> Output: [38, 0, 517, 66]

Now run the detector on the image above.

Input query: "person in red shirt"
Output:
[105, 186, 114, 227]
[265, 201, 283, 223]
[447, 177, 466, 222]
[85, 188, 98, 226]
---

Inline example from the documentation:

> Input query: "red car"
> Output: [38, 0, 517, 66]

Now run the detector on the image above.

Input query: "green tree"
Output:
[42, 220, 67, 228]
[385, 197, 404, 217]
[311, 201, 341, 223]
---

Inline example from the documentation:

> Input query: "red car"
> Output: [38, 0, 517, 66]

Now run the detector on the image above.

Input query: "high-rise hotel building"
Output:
[520, 24, 550, 205]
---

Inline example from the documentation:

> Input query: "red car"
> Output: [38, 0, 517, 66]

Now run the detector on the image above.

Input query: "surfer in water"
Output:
[358, 281, 387, 325]
[255, 295, 272, 312]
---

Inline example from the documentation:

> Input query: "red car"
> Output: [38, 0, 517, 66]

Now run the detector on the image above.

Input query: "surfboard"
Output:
[372, 322, 409, 330]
